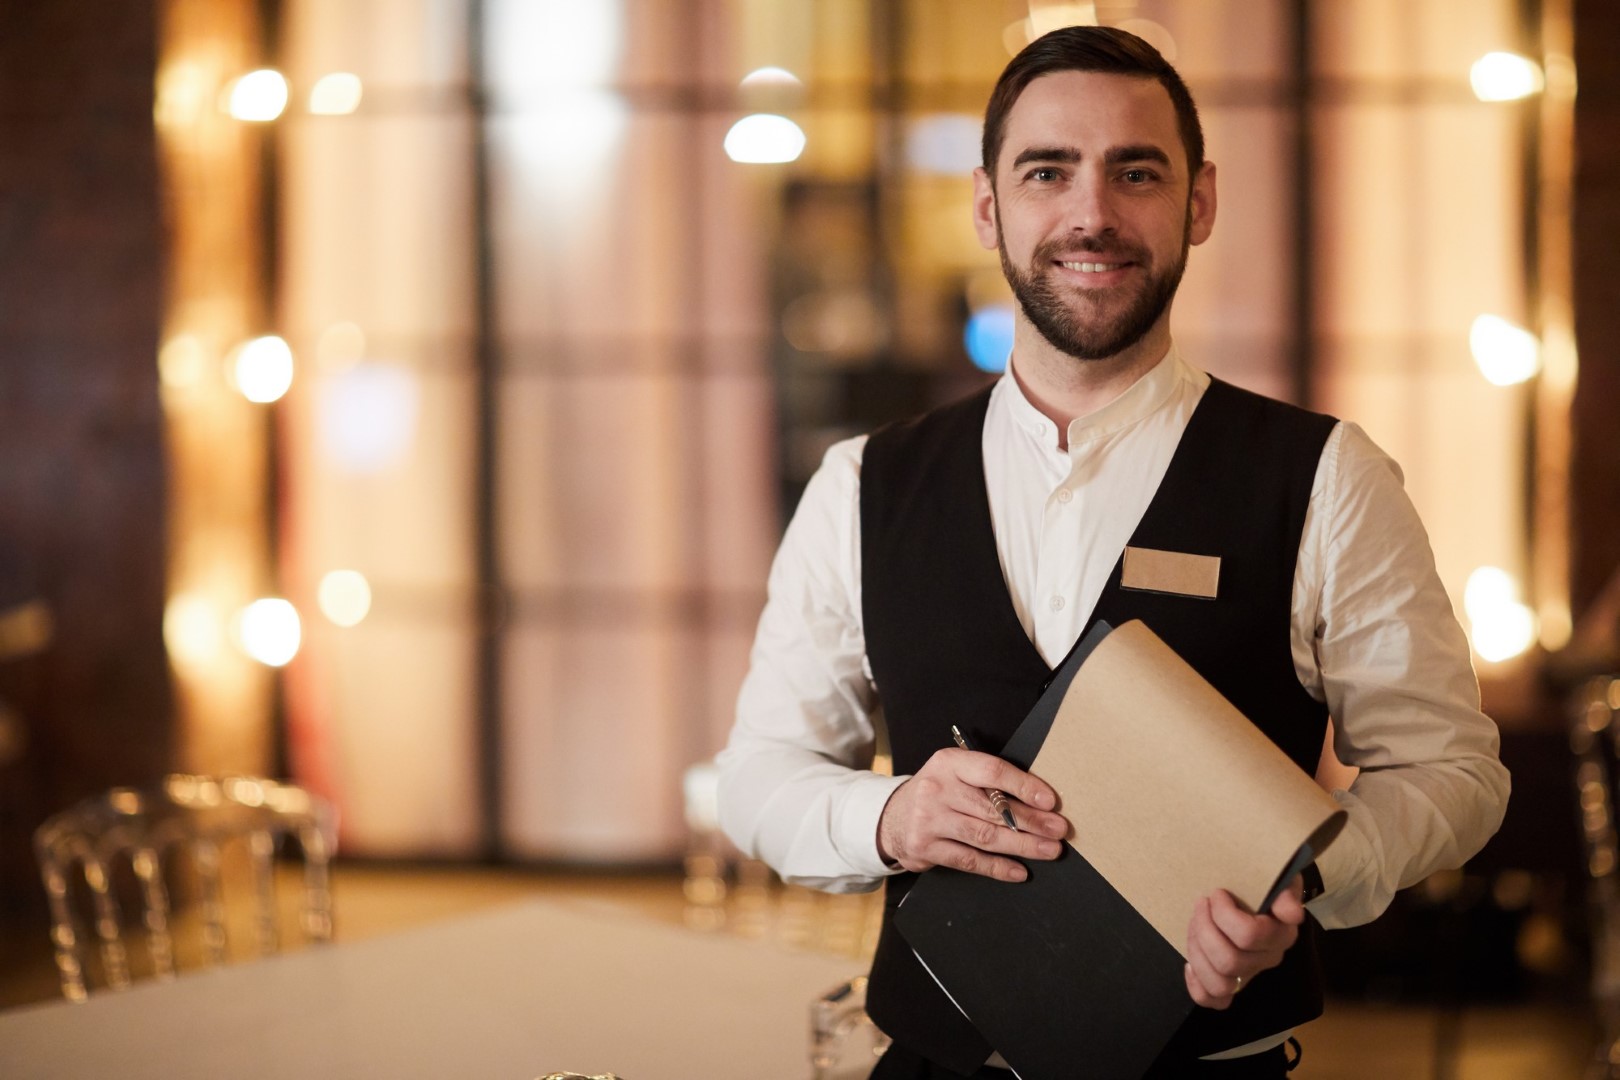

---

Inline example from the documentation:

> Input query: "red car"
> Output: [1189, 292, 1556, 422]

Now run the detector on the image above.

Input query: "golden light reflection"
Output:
[159, 0, 276, 778]
[1470, 51, 1544, 102]
[225, 69, 289, 121]
[236, 598, 302, 667]
[317, 570, 372, 628]
[154, 60, 212, 129]
[1465, 566, 1538, 663]
[164, 593, 225, 667]
[308, 72, 362, 115]
[158, 334, 209, 390]
[723, 114, 806, 164]
[1469, 314, 1541, 386]
[739, 66, 801, 89]
[1116, 19, 1176, 61]
[316, 321, 366, 372]
[231, 335, 295, 403]
[1027, 1, 1099, 37]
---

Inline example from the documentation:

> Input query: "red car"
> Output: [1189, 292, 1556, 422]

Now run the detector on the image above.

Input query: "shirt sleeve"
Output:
[1297, 422, 1512, 929]
[715, 436, 908, 893]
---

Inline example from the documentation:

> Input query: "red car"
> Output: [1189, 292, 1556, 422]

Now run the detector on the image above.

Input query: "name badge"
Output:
[1120, 547, 1220, 600]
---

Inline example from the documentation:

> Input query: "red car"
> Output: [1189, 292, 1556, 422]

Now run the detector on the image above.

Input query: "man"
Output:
[717, 26, 1508, 1080]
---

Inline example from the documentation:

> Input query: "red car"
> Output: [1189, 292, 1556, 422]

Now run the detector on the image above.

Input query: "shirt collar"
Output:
[995, 342, 1195, 451]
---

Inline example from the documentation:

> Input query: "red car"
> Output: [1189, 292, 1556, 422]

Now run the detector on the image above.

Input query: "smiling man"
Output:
[717, 26, 1507, 1080]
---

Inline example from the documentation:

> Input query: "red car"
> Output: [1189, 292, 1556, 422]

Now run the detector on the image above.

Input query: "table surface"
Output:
[0, 898, 862, 1080]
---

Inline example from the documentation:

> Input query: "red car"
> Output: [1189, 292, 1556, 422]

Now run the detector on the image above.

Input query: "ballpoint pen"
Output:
[950, 725, 1020, 831]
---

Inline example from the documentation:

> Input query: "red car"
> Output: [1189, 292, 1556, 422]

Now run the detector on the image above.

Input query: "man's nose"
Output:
[1063, 173, 1119, 236]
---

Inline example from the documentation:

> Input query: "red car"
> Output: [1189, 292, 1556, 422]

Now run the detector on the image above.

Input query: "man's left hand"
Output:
[1183, 877, 1306, 1010]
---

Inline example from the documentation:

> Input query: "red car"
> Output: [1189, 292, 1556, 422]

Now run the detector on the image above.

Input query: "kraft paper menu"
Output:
[893, 619, 1347, 1080]
[1031, 619, 1347, 955]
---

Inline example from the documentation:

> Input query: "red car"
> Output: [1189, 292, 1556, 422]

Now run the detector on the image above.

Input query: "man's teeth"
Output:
[1060, 261, 1120, 273]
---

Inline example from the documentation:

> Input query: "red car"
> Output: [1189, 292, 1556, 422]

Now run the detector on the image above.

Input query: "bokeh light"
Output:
[965, 304, 1015, 374]
[318, 570, 373, 628]
[164, 594, 224, 666]
[723, 114, 806, 164]
[309, 72, 363, 115]
[233, 335, 295, 403]
[1470, 52, 1544, 102]
[1465, 566, 1537, 662]
[227, 69, 289, 121]
[237, 598, 302, 667]
[1469, 314, 1540, 386]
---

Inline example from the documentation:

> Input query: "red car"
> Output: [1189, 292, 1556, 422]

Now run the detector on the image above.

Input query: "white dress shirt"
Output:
[716, 344, 1510, 935]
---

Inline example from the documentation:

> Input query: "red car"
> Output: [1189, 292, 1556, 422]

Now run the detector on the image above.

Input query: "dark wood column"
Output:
[1571, 0, 1620, 624]
[0, 0, 173, 919]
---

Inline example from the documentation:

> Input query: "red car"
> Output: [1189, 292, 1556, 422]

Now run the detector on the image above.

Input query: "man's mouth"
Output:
[1056, 260, 1131, 274]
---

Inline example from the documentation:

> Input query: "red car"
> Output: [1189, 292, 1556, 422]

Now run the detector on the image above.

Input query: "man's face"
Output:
[973, 70, 1216, 362]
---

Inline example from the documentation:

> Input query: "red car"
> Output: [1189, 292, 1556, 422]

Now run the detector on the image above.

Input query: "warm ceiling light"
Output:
[237, 598, 302, 667]
[739, 66, 801, 89]
[316, 321, 367, 371]
[158, 335, 209, 390]
[1116, 19, 1177, 62]
[1469, 314, 1540, 386]
[164, 594, 224, 666]
[1469, 52, 1544, 102]
[227, 69, 290, 121]
[723, 114, 806, 164]
[308, 72, 363, 115]
[1464, 567, 1537, 663]
[318, 570, 373, 628]
[233, 335, 295, 403]
[1028, 2, 1100, 37]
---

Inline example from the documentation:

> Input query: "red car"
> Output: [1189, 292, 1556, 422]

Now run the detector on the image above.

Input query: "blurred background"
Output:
[2, 0, 1618, 1073]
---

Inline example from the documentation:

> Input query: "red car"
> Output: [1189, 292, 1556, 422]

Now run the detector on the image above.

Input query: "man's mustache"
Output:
[1031, 235, 1151, 263]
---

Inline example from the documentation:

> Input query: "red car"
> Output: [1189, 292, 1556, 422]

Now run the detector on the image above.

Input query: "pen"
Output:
[950, 725, 1020, 831]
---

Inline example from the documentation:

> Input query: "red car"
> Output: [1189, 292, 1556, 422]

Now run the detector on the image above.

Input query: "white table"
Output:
[0, 898, 861, 1079]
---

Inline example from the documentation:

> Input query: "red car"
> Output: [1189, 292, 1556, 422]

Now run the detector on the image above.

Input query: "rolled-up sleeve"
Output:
[1300, 423, 1511, 929]
[715, 437, 907, 893]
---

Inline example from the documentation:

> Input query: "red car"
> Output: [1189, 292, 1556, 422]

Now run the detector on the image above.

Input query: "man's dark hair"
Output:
[981, 25, 1204, 181]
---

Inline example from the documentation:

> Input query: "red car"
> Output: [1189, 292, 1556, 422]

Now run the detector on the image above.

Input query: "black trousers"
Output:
[870, 1040, 1296, 1079]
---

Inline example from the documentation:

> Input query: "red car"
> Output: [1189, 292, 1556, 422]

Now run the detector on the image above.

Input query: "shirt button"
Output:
[1056, 488, 1073, 504]
[1049, 595, 1065, 612]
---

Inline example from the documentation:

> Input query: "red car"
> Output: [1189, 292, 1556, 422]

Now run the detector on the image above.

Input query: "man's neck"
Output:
[1009, 321, 1173, 450]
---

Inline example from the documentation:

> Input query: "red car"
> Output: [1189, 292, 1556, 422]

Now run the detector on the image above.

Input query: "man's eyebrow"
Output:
[1007, 144, 1176, 170]
[1104, 144, 1173, 168]
[1009, 146, 1081, 169]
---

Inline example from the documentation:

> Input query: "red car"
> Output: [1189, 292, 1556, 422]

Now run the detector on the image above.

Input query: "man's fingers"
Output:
[950, 749, 1057, 812]
[1184, 962, 1226, 1009]
[1009, 802, 1072, 839]
[948, 782, 1069, 840]
[927, 838, 1029, 882]
[945, 809, 1063, 861]
[1208, 889, 1299, 953]
[1183, 935, 1234, 1010]
[1267, 879, 1308, 925]
[1188, 899, 1245, 979]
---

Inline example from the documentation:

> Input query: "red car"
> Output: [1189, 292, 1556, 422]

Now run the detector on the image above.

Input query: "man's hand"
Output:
[1183, 877, 1306, 1010]
[876, 748, 1069, 881]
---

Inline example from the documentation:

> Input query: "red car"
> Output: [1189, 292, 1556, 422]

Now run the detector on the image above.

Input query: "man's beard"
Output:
[998, 210, 1191, 362]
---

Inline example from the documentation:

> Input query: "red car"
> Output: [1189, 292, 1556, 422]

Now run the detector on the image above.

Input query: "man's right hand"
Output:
[876, 748, 1070, 881]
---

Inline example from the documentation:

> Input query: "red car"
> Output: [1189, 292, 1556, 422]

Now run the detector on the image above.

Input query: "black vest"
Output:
[859, 377, 1337, 1075]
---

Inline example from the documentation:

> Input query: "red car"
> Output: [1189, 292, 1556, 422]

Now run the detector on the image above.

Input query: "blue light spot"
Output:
[965, 304, 1014, 373]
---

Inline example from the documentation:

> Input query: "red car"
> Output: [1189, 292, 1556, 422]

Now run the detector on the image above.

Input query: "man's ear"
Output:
[972, 167, 1000, 251]
[1189, 160, 1217, 247]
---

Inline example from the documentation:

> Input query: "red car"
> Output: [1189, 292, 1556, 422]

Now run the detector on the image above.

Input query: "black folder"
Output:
[893, 621, 1344, 1080]
[894, 622, 1190, 1080]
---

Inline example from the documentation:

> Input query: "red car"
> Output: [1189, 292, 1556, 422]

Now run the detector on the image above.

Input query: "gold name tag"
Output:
[1120, 547, 1221, 600]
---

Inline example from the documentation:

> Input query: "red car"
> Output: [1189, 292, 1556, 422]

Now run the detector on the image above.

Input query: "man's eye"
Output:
[1122, 168, 1155, 184]
[1029, 167, 1061, 182]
